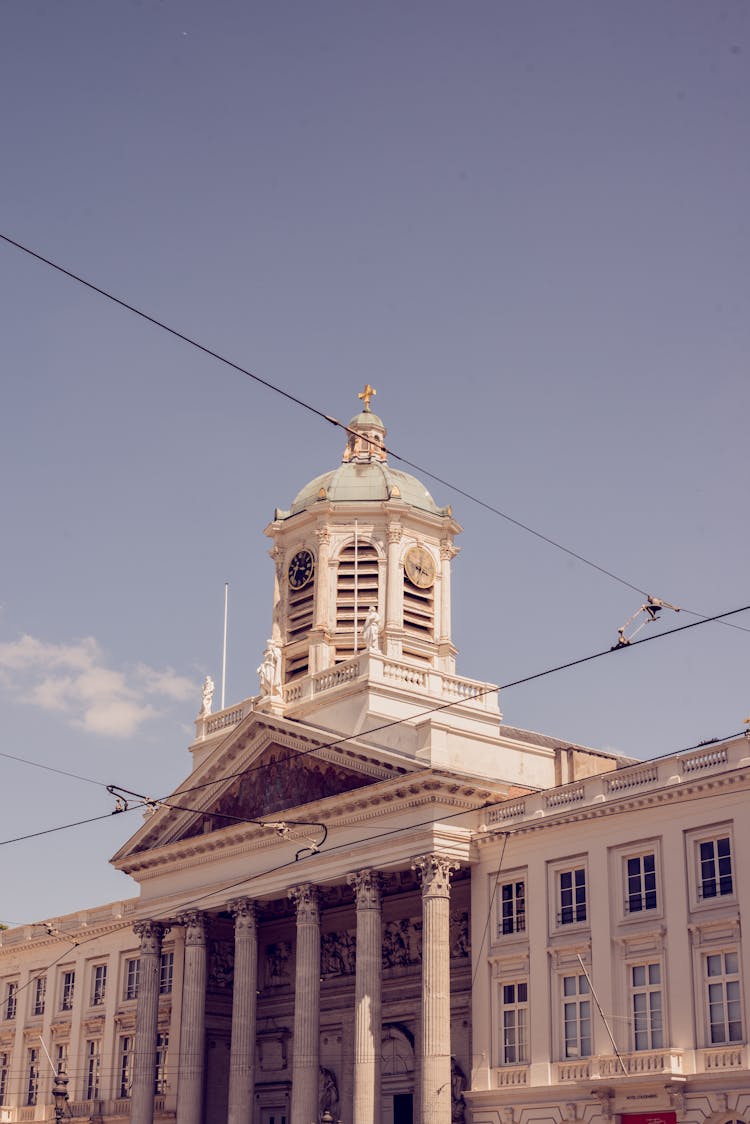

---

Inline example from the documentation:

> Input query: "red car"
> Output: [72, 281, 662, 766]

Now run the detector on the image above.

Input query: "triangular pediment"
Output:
[177, 742, 375, 842]
[113, 711, 413, 865]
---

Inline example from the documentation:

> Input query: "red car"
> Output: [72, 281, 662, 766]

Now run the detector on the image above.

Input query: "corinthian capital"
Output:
[133, 920, 167, 954]
[228, 898, 258, 932]
[288, 884, 321, 922]
[412, 854, 460, 897]
[177, 910, 208, 946]
[347, 869, 384, 909]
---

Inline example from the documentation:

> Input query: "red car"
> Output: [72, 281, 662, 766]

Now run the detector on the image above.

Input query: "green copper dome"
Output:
[286, 461, 444, 516]
[275, 395, 450, 519]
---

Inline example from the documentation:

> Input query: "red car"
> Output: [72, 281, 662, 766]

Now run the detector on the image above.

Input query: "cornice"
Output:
[115, 773, 486, 881]
[475, 763, 750, 843]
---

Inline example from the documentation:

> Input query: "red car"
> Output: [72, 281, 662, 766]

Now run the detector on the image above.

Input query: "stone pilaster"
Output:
[175, 911, 208, 1124]
[227, 899, 258, 1124]
[288, 884, 321, 1124]
[130, 920, 167, 1124]
[348, 870, 384, 1124]
[412, 855, 459, 1124]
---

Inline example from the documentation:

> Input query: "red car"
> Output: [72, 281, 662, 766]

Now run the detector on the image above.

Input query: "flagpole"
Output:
[221, 582, 228, 710]
[353, 521, 358, 654]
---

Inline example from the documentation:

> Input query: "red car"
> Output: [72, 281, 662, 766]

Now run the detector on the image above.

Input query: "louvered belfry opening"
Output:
[402, 570, 435, 662]
[335, 540, 379, 661]
[285, 577, 315, 680]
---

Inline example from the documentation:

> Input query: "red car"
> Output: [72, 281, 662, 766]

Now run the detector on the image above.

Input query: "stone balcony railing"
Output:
[193, 652, 500, 741]
[487, 735, 750, 826]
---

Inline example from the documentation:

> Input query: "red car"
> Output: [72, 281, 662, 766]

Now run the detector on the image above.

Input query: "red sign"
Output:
[621, 1114, 677, 1124]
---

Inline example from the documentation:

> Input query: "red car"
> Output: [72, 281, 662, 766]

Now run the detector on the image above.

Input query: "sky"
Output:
[1, 0, 748, 927]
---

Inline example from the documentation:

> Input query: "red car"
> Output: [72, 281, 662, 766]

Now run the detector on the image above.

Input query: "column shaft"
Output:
[413, 855, 459, 1124]
[289, 885, 321, 1124]
[130, 921, 166, 1124]
[176, 912, 208, 1124]
[227, 899, 258, 1124]
[348, 870, 383, 1124]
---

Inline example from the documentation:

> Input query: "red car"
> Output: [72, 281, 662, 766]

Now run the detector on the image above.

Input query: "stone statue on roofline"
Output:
[258, 639, 282, 697]
[362, 605, 381, 651]
[199, 675, 215, 716]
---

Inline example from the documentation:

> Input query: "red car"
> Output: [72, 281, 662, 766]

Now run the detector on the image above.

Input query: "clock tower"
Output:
[265, 391, 461, 689]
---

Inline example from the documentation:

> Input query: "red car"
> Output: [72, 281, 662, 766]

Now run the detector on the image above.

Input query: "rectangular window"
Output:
[159, 950, 174, 994]
[500, 980, 528, 1064]
[85, 1039, 101, 1100]
[118, 1035, 133, 1098]
[155, 1032, 169, 1094]
[699, 836, 733, 900]
[124, 957, 140, 1001]
[32, 975, 46, 1016]
[91, 963, 107, 1007]
[706, 951, 743, 1044]
[559, 868, 587, 925]
[630, 962, 663, 1050]
[55, 1042, 68, 1076]
[626, 853, 657, 913]
[497, 880, 526, 937]
[26, 1047, 39, 1107]
[562, 973, 592, 1058]
[4, 982, 18, 1020]
[61, 969, 75, 1011]
[0, 1051, 9, 1103]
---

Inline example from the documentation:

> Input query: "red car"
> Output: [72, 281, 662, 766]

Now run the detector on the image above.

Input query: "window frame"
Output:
[123, 957, 140, 1001]
[90, 963, 107, 1007]
[60, 969, 76, 1012]
[628, 960, 664, 1051]
[686, 825, 736, 912]
[560, 971, 593, 1059]
[0, 1050, 9, 1103]
[84, 1038, 101, 1101]
[497, 978, 529, 1065]
[31, 974, 46, 1017]
[118, 1034, 133, 1098]
[704, 949, 743, 1045]
[26, 1046, 40, 1107]
[495, 873, 526, 939]
[548, 857, 589, 931]
[159, 950, 174, 995]
[4, 981, 18, 1021]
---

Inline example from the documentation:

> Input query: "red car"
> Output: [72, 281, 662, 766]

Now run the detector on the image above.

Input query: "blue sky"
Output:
[1, 0, 748, 925]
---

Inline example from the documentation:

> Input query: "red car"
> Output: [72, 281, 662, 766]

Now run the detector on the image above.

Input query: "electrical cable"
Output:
[0, 749, 107, 787]
[108, 601, 750, 806]
[3, 232, 747, 634]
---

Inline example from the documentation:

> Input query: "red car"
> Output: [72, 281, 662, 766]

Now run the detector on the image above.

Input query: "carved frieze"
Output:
[320, 929, 356, 977]
[264, 941, 292, 986]
[208, 939, 234, 989]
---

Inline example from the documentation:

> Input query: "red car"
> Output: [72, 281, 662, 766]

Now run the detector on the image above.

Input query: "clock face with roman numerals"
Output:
[288, 549, 315, 590]
[404, 545, 436, 589]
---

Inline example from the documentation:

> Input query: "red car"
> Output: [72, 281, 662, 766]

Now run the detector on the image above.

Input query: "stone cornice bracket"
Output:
[347, 869, 384, 909]
[412, 853, 460, 897]
[133, 919, 169, 952]
[665, 1081, 686, 1113]
[288, 883, 321, 922]
[590, 1089, 613, 1121]
[228, 898, 258, 931]
[176, 910, 208, 946]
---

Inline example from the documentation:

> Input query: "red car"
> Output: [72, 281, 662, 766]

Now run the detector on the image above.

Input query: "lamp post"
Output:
[52, 1068, 69, 1123]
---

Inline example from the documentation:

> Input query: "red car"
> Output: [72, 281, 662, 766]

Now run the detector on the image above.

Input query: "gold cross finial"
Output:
[358, 383, 376, 412]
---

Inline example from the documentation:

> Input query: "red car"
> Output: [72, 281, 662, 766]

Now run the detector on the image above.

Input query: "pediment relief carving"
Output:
[178, 743, 375, 842]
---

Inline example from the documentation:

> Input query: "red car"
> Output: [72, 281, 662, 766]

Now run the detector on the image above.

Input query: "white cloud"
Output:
[0, 633, 198, 738]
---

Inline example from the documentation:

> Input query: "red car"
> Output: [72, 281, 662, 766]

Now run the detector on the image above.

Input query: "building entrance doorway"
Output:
[393, 1092, 414, 1124]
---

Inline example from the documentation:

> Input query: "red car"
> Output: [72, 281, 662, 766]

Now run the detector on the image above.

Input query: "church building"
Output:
[1, 391, 748, 1124]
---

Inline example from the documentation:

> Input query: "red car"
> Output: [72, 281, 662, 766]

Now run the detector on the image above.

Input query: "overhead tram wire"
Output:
[2, 604, 748, 854]
[106, 601, 750, 806]
[11, 735, 750, 1027]
[3, 233, 747, 634]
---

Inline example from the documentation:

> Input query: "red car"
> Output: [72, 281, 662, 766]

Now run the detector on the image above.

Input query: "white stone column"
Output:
[384, 524, 403, 658]
[289, 884, 321, 1124]
[412, 855, 459, 1124]
[347, 870, 384, 1124]
[131, 920, 167, 1124]
[176, 911, 208, 1124]
[227, 899, 258, 1124]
